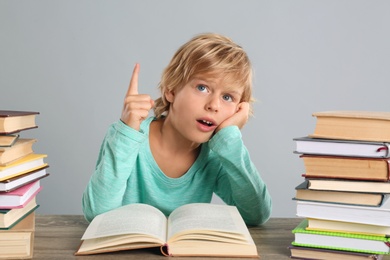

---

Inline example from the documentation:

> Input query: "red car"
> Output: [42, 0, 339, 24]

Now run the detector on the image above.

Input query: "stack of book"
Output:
[290, 111, 390, 260]
[0, 110, 49, 259]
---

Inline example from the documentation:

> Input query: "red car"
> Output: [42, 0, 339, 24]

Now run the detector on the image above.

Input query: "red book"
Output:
[0, 181, 42, 209]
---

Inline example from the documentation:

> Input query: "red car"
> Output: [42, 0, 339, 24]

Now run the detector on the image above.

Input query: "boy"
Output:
[82, 33, 272, 226]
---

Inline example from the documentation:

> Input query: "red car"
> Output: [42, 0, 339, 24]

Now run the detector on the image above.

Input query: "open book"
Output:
[75, 203, 258, 258]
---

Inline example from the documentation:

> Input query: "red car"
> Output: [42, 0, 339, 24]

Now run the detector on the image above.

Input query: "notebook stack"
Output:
[290, 111, 390, 260]
[0, 110, 49, 259]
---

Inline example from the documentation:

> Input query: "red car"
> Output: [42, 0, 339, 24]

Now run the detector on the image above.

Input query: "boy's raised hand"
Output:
[120, 63, 154, 131]
[216, 102, 250, 132]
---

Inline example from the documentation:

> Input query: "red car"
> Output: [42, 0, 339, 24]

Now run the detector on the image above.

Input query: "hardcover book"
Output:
[0, 181, 42, 209]
[292, 219, 390, 254]
[0, 199, 38, 229]
[289, 245, 384, 260]
[294, 181, 388, 207]
[0, 134, 19, 147]
[0, 211, 35, 259]
[296, 198, 390, 227]
[0, 138, 36, 166]
[301, 155, 390, 181]
[75, 203, 259, 257]
[0, 167, 49, 192]
[0, 154, 48, 182]
[294, 136, 390, 158]
[304, 178, 390, 193]
[0, 111, 39, 135]
[306, 218, 390, 237]
[310, 111, 390, 142]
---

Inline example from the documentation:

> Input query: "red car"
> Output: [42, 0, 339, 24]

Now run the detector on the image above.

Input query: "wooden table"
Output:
[33, 215, 389, 259]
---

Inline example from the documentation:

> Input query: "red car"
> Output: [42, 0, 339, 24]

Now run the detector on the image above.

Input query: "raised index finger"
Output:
[126, 63, 140, 96]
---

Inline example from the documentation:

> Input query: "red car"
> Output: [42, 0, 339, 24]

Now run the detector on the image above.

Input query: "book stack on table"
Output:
[0, 110, 49, 259]
[290, 111, 390, 260]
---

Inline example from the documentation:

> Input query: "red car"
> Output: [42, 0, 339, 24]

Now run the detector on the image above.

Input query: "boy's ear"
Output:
[165, 90, 175, 103]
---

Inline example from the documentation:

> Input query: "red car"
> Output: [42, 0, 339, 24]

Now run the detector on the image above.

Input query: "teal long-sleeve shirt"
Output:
[82, 117, 272, 226]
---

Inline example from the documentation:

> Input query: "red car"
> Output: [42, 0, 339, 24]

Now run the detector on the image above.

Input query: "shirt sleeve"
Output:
[209, 126, 272, 226]
[82, 120, 147, 222]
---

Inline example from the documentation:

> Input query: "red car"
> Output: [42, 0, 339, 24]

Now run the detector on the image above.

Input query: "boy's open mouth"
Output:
[198, 119, 214, 127]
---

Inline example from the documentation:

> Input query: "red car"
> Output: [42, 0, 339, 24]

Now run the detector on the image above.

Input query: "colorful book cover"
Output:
[0, 204, 39, 230]
[0, 181, 42, 209]
[0, 153, 48, 181]
[292, 219, 390, 255]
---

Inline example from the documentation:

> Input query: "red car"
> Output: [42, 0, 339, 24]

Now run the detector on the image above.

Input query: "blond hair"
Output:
[154, 33, 254, 118]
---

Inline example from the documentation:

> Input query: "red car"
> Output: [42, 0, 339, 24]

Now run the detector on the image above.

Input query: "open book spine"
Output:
[160, 243, 170, 256]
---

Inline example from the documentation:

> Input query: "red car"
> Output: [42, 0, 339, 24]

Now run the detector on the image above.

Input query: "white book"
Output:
[294, 136, 390, 158]
[296, 197, 390, 226]
[0, 167, 48, 192]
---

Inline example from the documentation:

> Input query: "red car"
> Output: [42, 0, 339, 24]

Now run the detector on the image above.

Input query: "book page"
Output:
[81, 204, 167, 242]
[167, 203, 252, 243]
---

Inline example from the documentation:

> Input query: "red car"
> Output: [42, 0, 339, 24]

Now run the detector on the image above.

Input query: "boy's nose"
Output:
[205, 96, 220, 112]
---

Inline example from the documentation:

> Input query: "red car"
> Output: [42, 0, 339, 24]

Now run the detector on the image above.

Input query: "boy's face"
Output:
[165, 75, 243, 144]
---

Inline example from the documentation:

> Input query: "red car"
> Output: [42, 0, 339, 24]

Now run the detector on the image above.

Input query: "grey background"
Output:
[1, 1, 389, 218]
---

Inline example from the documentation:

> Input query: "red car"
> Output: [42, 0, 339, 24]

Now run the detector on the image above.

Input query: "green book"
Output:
[0, 204, 39, 230]
[292, 219, 390, 255]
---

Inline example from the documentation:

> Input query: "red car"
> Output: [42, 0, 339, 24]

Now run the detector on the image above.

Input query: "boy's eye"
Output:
[222, 94, 233, 102]
[196, 84, 207, 92]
